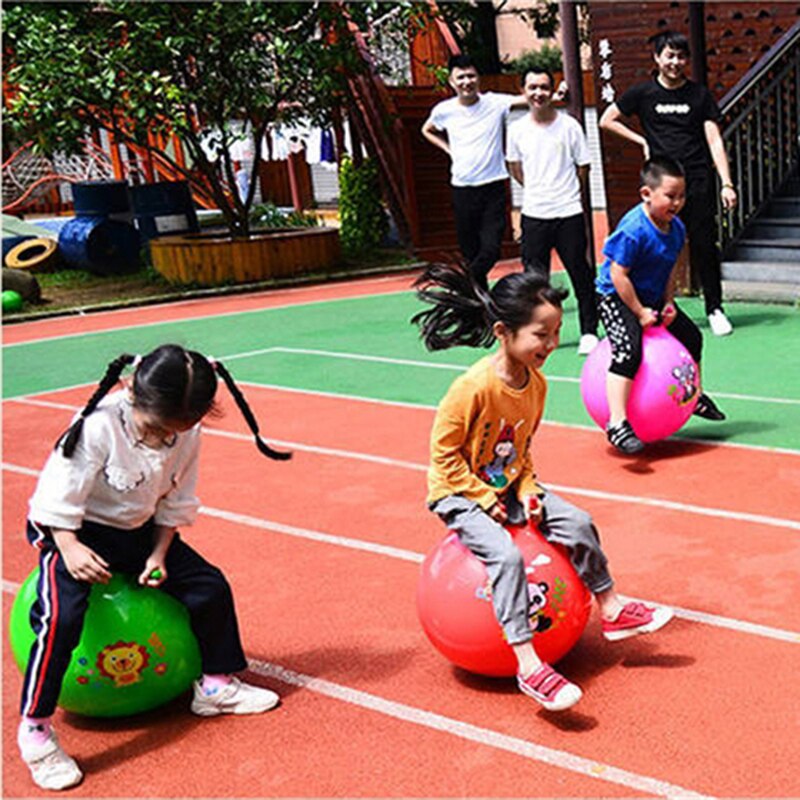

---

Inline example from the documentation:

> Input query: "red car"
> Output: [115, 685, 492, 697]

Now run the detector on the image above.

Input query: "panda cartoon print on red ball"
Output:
[417, 522, 591, 677]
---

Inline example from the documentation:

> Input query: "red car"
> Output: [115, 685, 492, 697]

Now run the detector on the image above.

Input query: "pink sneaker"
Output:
[517, 664, 582, 711]
[602, 601, 674, 641]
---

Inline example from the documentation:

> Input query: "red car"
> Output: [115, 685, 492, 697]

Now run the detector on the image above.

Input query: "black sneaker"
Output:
[606, 420, 645, 454]
[693, 393, 726, 421]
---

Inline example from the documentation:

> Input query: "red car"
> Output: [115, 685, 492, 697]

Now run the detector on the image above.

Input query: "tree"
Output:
[3, 1, 414, 237]
[433, 1, 590, 77]
[435, 1, 503, 75]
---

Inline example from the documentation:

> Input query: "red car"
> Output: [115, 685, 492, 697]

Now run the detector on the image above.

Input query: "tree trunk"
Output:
[474, 2, 501, 75]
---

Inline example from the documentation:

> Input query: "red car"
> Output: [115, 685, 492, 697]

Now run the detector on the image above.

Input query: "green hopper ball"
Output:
[2, 290, 24, 313]
[9, 570, 201, 717]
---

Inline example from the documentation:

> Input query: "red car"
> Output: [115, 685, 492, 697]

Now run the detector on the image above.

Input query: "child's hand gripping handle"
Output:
[522, 493, 543, 524]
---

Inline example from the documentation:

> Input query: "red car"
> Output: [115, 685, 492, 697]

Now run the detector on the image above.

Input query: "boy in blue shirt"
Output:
[595, 156, 725, 454]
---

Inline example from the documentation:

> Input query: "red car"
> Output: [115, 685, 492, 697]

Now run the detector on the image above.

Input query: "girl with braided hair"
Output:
[17, 344, 290, 791]
[413, 264, 673, 712]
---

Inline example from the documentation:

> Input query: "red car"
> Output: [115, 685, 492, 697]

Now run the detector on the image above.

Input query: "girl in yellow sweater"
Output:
[413, 264, 673, 711]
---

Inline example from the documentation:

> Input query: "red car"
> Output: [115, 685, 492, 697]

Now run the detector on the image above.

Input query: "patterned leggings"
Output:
[598, 293, 703, 380]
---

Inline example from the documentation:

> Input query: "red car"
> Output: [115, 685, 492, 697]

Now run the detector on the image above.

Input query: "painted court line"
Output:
[197, 506, 800, 645]
[6, 397, 800, 531]
[263, 346, 800, 406]
[0, 573, 715, 799]
[3, 462, 797, 645]
[6, 324, 798, 409]
[7, 379, 800, 459]
[248, 659, 714, 800]
[1, 284, 413, 347]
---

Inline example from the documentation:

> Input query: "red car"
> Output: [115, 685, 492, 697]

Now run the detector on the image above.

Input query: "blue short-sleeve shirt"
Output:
[595, 204, 686, 307]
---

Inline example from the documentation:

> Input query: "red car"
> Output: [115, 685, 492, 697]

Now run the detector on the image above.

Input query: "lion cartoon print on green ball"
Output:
[10, 570, 201, 717]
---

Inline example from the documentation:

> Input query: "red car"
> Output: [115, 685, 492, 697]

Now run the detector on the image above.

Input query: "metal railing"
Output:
[717, 22, 800, 254]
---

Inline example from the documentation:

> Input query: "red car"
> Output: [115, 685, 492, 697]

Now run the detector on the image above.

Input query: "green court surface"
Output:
[4, 277, 800, 452]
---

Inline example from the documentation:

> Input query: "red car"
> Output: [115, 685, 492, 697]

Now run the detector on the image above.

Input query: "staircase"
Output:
[388, 87, 461, 256]
[717, 23, 800, 304]
[722, 171, 800, 303]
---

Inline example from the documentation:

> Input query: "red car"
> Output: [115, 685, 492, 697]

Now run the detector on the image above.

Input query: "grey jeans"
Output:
[431, 488, 613, 645]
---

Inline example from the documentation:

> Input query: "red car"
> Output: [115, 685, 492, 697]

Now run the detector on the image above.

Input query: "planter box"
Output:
[149, 227, 341, 286]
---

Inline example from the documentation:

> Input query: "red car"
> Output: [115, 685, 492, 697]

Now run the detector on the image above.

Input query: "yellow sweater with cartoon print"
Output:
[427, 356, 546, 510]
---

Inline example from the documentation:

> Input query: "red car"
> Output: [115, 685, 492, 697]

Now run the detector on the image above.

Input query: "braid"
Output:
[58, 354, 136, 458]
[213, 360, 292, 461]
[411, 262, 496, 351]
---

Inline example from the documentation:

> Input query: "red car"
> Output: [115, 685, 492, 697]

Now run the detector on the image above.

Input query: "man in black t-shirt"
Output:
[600, 30, 737, 336]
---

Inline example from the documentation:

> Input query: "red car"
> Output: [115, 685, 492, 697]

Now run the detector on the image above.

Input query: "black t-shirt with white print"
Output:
[617, 79, 720, 178]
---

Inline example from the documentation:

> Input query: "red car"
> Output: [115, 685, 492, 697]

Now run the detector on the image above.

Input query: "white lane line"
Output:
[247, 659, 715, 800]
[201, 505, 425, 564]
[0, 571, 716, 799]
[198, 505, 800, 645]
[3, 478, 797, 645]
[1, 284, 414, 347]
[205, 429, 800, 533]
[264, 346, 800, 405]
[5, 399, 800, 532]
[7, 339, 799, 411]
[4, 463, 40, 478]
[6, 373, 800, 459]
[542, 483, 800, 532]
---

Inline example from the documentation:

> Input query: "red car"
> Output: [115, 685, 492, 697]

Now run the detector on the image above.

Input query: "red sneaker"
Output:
[602, 601, 674, 641]
[517, 664, 582, 711]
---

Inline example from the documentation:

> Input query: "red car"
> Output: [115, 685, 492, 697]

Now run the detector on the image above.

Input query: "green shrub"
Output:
[508, 44, 563, 77]
[338, 156, 388, 255]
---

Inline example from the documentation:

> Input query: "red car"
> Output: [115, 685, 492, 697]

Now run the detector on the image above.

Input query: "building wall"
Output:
[589, 1, 800, 226]
[496, 0, 593, 69]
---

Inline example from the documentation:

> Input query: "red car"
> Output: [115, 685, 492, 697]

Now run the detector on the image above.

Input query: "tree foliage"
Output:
[3, 1, 415, 236]
[434, 1, 590, 77]
[508, 44, 564, 77]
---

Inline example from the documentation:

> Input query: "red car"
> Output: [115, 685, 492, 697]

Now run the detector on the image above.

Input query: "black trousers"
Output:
[598, 292, 703, 379]
[20, 519, 247, 718]
[451, 179, 507, 290]
[521, 213, 599, 336]
[680, 170, 724, 314]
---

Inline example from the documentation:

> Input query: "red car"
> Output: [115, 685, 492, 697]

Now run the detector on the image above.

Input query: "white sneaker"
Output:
[18, 725, 83, 791]
[577, 333, 599, 355]
[190, 676, 280, 716]
[708, 309, 732, 336]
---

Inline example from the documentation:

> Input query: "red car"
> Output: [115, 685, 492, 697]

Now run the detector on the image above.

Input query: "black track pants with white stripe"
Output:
[20, 519, 247, 718]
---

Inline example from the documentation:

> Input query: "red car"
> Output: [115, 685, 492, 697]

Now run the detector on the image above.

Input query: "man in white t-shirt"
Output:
[422, 55, 526, 289]
[507, 68, 599, 355]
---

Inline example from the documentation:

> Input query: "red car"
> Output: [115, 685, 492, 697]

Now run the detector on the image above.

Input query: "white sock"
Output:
[18, 717, 52, 748]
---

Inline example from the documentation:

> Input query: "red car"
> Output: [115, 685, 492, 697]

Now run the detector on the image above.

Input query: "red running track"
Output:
[3, 383, 799, 797]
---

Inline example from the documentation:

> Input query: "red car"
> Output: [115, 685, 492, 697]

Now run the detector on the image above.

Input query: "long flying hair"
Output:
[411, 262, 568, 351]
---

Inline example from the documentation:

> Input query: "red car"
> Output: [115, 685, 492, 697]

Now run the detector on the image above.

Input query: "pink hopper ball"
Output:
[417, 523, 591, 677]
[580, 326, 700, 442]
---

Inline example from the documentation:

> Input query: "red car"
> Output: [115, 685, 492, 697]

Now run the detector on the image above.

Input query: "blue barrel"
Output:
[31, 218, 71, 237]
[58, 217, 141, 275]
[71, 180, 133, 222]
[131, 181, 199, 241]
